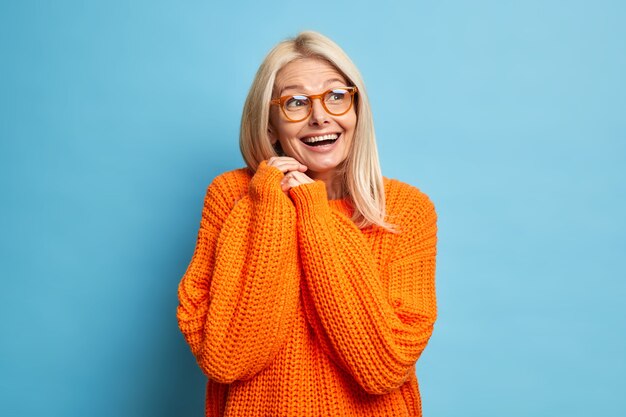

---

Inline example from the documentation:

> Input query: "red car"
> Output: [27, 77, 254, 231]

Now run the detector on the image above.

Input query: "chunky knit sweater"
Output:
[177, 161, 438, 417]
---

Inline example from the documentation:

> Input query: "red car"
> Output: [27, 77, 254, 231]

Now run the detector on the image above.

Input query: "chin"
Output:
[305, 157, 347, 177]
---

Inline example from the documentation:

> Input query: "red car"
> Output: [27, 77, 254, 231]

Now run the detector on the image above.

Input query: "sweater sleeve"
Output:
[289, 180, 437, 395]
[176, 162, 299, 383]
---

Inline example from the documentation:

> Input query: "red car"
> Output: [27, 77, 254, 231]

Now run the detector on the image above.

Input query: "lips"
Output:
[300, 133, 340, 147]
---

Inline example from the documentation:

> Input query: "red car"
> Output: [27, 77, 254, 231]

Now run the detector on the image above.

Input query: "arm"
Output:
[290, 181, 437, 394]
[176, 162, 299, 383]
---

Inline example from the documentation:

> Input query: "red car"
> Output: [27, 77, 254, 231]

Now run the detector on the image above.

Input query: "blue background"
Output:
[1, 1, 625, 416]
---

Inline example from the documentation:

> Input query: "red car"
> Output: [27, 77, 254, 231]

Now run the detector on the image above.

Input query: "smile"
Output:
[300, 133, 339, 147]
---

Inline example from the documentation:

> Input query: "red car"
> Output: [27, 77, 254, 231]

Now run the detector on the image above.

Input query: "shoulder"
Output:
[201, 167, 252, 226]
[383, 177, 437, 229]
[207, 167, 252, 200]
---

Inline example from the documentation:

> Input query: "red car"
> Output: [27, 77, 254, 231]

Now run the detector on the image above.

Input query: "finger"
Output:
[272, 161, 307, 174]
[280, 172, 296, 191]
[281, 171, 314, 193]
[268, 157, 307, 169]
[280, 173, 295, 193]
[288, 170, 314, 184]
[267, 156, 294, 164]
[267, 156, 299, 166]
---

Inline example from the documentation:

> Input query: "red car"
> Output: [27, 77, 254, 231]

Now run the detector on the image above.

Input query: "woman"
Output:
[177, 31, 438, 417]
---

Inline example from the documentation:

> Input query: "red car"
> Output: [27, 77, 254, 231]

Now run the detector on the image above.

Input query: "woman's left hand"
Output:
[281, 170, 314, 194]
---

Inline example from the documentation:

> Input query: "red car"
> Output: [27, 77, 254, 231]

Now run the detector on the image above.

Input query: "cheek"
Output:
[277, 123, 305, 144]
[276, 128, 303, 156]
[344, 109, 357, 129]
[342, 114, 357, 137]
[342, 116, 357, 151]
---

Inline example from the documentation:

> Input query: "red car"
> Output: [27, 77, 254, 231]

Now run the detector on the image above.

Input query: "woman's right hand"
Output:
[266, 156, 308, 175]
[266, 157, 311, 195]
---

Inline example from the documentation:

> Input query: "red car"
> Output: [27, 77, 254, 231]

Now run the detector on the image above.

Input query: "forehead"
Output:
[275, 58, 347, 94]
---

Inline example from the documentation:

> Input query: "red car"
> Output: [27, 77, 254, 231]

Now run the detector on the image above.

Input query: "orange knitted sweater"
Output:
[177, 161, 438, 417]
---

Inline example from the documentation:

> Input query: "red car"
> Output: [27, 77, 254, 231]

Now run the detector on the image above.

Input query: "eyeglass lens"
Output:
[284, 89, 352, 119]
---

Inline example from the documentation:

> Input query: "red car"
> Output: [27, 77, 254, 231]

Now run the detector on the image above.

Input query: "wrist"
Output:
[249, 160, 285, 202]
[289, 181, 330, 215]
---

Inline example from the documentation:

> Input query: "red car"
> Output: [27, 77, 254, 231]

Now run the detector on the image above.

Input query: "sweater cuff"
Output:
[249, 160, 285, 203]
[289, 180, 330, 216]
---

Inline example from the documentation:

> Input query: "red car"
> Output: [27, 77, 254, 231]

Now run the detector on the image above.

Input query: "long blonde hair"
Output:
[240, 31, 391, 230]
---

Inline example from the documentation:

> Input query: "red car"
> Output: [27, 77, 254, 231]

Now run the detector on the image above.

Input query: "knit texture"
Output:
[177, 161, 438, 417]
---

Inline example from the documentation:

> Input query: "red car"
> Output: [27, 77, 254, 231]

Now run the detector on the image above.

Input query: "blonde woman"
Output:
[177, 31, 438, 417]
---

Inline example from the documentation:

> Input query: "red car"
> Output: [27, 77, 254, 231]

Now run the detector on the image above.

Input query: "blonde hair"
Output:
[240, 31, 392, 230]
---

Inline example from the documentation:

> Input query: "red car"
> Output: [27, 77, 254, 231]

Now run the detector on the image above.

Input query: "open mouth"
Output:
[300, 133, 340, 147]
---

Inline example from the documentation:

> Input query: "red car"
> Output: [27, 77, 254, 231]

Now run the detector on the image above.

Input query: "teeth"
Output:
[302, 133, 339, 143]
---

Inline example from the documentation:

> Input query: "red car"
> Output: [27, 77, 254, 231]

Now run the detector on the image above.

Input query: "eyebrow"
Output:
[280, 78, 347, 95]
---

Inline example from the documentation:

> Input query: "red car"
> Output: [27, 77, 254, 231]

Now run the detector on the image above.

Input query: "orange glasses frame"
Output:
[270, 86, 358, 122]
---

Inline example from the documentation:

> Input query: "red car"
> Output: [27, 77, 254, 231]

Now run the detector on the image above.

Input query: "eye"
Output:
[326, 89, 348, 102]
[285, 95, 310, 110]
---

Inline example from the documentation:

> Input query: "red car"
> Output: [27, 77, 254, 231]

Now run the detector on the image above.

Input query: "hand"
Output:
[266, 156, 308, 175]
[266, 157, 314, 194]
[281, 170, 314, 194]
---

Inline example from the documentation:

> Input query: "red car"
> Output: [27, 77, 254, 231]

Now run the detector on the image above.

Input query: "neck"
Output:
[310, 170, 345, 200]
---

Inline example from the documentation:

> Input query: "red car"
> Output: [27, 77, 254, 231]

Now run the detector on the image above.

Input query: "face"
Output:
[269, 58, 357, 180]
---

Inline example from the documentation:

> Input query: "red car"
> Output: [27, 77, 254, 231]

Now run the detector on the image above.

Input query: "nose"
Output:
[308, 98, 329, 125]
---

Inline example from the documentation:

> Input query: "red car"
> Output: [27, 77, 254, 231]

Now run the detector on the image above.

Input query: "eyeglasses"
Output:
[270, 86, 358, 122]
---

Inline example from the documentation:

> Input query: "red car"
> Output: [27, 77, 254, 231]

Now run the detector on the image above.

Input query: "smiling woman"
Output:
[176, 31, 438, 417]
